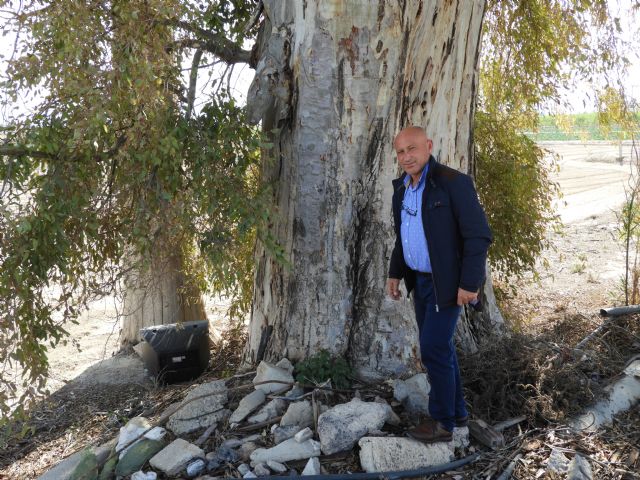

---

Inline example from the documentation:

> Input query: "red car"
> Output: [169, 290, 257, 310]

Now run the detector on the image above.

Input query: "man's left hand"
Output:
[457, 288, 478, 306]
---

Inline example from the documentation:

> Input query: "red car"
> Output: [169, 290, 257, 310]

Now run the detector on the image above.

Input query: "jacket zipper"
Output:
[423, 178, 440, 312]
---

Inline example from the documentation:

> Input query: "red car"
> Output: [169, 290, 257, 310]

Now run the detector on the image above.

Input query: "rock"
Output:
[301, 457, 321, 475]
[254, 463, 271, 476]
[547, 448, 571, 474]
[115, 435, 166, 476]
[453, 426, 470, 449]
[247, 398, 287, 424]
[393, 374, 430, 415]
[374, 397, 401, 426]
[567, 454, 593, 480]
[284, 385, 304, 399]
[266, 460, 288, 473]
[243, 472, 257, 479]
[317, 398, 391, 455]
[229, 390, 267, 424]
[215, 444, 240, 463]
[284, 385, 305, 399]
[116, 417, 165, 457]
[280, 400, 313, 427]
[271, 425, 302, 444]
[237, 442, 260, 462]
[275, 358, 294, 373]
[98, 455, 117, 480]
[250, 438, 321, 464]
[294, 427, 313, 443]
[358, 437, 454, 472]
[187, 458, 206, 477]
[206, 458, 221, 472]
[167, 380, 230, 435]
[221, 433, 261, 449]
[131, 471, 157, 480]
[150, 438, 205, 476]
[253, 361, 294, 394]
[37, 447, 98, 480]
[237, 464, 251, 476]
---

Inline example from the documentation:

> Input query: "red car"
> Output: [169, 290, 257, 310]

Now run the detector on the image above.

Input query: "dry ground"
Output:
[1, 142, 638, 479]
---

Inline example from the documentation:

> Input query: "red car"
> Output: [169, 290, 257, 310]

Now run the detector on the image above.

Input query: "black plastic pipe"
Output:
[254, 452, 480, 479]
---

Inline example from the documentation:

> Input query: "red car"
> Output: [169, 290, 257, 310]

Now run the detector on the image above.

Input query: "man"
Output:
[387, 126, 492, 443]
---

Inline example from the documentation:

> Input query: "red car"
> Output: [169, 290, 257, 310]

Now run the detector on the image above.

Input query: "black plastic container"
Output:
[137, 320, 210, 384]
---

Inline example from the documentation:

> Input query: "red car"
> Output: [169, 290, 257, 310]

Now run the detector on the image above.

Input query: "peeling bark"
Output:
[246, 0, 501, 379]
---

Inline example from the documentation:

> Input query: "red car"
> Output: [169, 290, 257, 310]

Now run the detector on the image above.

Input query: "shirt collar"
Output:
[403, 161, 429, 190]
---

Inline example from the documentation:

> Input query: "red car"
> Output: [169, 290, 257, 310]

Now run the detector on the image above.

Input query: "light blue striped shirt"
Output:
[400, 166, 432, 273]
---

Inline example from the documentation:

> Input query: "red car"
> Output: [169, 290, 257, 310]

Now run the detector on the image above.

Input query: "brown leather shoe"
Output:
[406, 418, 453, 443]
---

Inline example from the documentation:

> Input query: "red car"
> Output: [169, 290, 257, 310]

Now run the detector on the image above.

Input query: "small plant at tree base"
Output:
[294, 350, 352, 390]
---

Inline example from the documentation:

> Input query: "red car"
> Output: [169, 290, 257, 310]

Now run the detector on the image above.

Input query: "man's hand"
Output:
[387, 278, 401, 300]
[457, 288, 478, 306]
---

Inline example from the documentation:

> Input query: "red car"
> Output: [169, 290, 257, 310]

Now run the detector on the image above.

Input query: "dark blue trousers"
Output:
[413, 274, 468, 432]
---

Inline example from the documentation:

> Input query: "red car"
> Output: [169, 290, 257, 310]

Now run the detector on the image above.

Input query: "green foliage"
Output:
[295, 350, 352, 390]
[478, 0, 628, 281]
[0, 0, 269, 419]
[475, 113, 559, 281]
[530, 112, 640, 141]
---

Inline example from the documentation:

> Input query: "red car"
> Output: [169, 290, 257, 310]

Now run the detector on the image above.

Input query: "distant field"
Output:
[526, 112, 640, 141]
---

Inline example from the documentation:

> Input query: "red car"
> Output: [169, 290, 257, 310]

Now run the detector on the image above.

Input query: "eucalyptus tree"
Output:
[0, 0, 632, 420]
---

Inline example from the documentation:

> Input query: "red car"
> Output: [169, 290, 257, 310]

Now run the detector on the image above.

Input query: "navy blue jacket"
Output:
[389, 156, 492, 309]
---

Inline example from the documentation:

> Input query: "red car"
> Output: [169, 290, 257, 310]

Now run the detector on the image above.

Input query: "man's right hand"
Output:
[386, 278, 401, 300]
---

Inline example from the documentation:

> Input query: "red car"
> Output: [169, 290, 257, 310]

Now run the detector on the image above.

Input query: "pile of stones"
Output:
[38, 358, 471, 479]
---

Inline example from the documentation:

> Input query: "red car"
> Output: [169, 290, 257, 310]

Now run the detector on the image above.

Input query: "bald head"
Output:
[394, 126, 433, 185]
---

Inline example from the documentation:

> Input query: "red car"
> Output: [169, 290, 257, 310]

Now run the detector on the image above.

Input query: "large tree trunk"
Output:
[246, 0, 502, 380]
[121, 252, 206, 345]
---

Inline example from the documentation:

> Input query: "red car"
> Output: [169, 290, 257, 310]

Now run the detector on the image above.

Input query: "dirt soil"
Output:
[1, 142, 638, 479]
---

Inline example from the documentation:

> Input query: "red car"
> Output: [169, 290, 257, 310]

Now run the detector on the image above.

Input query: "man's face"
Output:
[394, 130, 433, 178]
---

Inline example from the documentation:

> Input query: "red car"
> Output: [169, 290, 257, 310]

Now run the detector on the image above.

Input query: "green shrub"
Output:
[294, 350, 352, 390]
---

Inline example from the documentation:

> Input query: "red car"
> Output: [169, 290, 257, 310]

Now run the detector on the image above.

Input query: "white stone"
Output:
[567, 454, 593, 480]
[547, 448, 570, 474]
[266, 460, 288, 473]
[280, 400, 313, 427]
[358, 437, 454, 472]
[294, 427, 313, 443]
[317, 398, 391, 455]
[149, 438, 204, 476]
[301, 457, 321, 475]
[275, 358, 294, 373]
[229, 389, 267, 424]
[272, 425, 302, 444]
[250, 438, 321, 464]
[131, 471, 157, 480]
[253, 361, 294, 394]
[453, 426, 470, 449]
[243, 472, 257, 478]
[254, 463, 271, 476]
[117, 417, 166, 458]
[393, 374, 430, 415]
[167, 380, 229, 435]
[247, 398, 287, 424]
[237, 463, 251, 475]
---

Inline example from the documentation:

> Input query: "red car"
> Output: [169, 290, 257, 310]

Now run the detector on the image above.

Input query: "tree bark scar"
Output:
[442, 1, 459, 64]
[377, 0, 385, 28]
[337, 58, 345, 120]
[365, 118, 384, 172]
[417, 0, 423, 18]
[432, 5, 438, 26]
[256, 324, 273, 362]
[396, 29, 410, 125]
[338, 26, 360, 75]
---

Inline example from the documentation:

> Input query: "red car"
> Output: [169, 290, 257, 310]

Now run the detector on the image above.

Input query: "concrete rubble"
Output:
[317, 397, 392, 454]
[38, 356, 482, 480]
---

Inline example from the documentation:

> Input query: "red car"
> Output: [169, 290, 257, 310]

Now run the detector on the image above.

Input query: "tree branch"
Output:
[0, 146, 55, 159]
[168, 20, 252, 64]
[186, 49, 202, 121]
